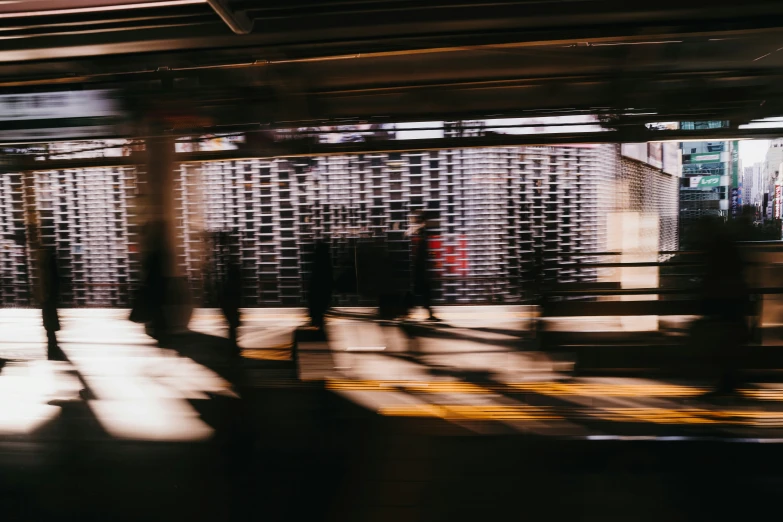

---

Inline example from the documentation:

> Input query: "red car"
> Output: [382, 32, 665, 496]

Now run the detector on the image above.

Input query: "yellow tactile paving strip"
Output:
[326, 379, 710, 397]
[591, 408, 783, 427]
[377, 404, 783, 426]
[379, 404, 562, 421]
[328, 379, 783, 427]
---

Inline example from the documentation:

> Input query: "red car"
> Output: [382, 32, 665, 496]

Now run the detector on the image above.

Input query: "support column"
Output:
[146, 135, 181, 278]
[141, 133, 192, 332]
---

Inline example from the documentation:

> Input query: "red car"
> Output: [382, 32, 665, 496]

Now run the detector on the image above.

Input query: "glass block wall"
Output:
[180, 146, 613, 306]
[3, 167, 138, 307]
[0, 144, 679, 307]
[619, 156, 680, 253]
[0, 172, 30, 306]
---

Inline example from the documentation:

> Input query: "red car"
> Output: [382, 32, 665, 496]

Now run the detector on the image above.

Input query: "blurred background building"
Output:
[0, 135, 681, 308]
[678, 122, 739, 237]
[744, 162, 763, 211]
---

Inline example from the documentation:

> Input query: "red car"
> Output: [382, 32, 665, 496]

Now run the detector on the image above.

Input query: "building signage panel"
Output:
[690, 153, 722, 163]
[731, 187, 739, 218]
[697, 175, 721, 187]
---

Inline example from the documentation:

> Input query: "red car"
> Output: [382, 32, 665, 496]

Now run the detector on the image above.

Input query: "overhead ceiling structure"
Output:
[2, 0, 783, 139]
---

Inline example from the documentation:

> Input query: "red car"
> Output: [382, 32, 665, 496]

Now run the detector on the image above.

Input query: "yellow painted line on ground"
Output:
[591, 408, 783, 427]
[595, 408, 720, 425]
[508, 382, 708, 397]
[379, 404, 561, 421]
[327, 379, 494, 394]
[197, 315, 306, 321]
[377, 404, 783, 426]
[739, 389, 783, 401]
[326, 379, 707, 397]
[242, 347, 292, 361]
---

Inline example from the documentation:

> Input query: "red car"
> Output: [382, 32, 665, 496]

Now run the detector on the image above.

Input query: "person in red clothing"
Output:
[410, 211, 440, 322]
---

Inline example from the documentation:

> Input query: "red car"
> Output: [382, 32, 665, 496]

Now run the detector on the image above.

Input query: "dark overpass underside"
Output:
[2, 0, 783, 138]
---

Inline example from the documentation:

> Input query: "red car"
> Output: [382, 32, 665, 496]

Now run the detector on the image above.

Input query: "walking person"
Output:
[218, 231, 242, 353]
[410, 211, 440, 322]
[699, 222, 750, 396]
[529, 248, 550, 342]
[41, 247, 64, 361]
[307, 241, 334, 330]
[130, 221, 170, 344]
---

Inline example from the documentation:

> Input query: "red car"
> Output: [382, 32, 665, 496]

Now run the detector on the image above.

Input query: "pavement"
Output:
[297, 308, 783, 440]
[0, 306, 782, 521]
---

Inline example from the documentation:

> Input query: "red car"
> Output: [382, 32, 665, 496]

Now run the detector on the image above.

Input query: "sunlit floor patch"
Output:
[0, 313, 242, 442]
[88, 399, 214, 441]
[0, 401, 61, 435]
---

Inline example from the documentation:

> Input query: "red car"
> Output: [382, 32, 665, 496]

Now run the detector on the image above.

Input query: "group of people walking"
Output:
[306, 210, 440, 328]
[32, 211, 760, 397]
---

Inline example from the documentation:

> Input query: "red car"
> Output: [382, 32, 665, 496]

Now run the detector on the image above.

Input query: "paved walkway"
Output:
[296, 309, 783, 440]
[0, 308, 308, 442]
[1, 306, 782, 441]
[1, 307, 783, 521]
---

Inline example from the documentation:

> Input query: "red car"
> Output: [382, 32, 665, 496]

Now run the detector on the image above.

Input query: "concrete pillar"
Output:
[142, 133, 192, 332]
[146, 135, 181, 278]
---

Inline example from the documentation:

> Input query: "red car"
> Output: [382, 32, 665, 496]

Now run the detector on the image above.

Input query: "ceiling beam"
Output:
[206, 0, 252, 34]
[7, 125, 783, 170]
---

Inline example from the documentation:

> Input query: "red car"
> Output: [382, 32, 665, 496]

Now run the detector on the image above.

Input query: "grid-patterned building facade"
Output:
[0, 143, 678, 307]
[0, 172, 30, 306]
[177, 146, 613, 306]
[618, 155, 680, 253]
[22, 167, 138, 307]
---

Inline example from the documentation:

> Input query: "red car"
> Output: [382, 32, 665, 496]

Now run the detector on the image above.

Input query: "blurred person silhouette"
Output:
[694, 217, 751, 396]
[529, 248, 550, 343]
[40, 247, 65, 361]
[731, 205, 764, 343]
[130, 221, 171, 343]
[217, 231, 242, 353]
[308, 241, 334, 330]
[372, 237, 410, 321]
[409, 210, 440, 322]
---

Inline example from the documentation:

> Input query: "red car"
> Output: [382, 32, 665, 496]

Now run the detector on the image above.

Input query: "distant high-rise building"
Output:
[743, 162, 764, 208]
[763, 139, 783, 221]
[765, 139, 783, 181]
[679, 138, 731, 229]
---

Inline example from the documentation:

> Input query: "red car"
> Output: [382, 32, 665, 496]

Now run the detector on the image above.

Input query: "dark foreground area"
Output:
[0, 308, 782, 522]
[4, 394, 783, 522]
